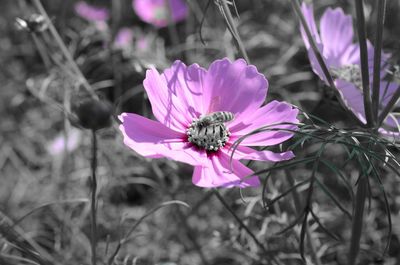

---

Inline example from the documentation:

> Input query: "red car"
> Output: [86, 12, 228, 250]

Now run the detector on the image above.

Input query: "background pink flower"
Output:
[300, 3, 400, 137]
[132, 0, 188, 28]
[74, 1, 110, 22]
[47, 128, 82, 156]
[119, 58, 298, 188]
[114, 27, 134, 48]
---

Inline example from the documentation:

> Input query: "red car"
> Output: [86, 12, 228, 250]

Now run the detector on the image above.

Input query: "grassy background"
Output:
[1, 0, 400, 264]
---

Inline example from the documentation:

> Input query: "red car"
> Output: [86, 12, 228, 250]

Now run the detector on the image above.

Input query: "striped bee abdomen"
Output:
[186, 111, 234, 151]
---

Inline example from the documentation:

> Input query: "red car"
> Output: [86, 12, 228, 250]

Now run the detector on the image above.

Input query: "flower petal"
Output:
[192, 152, 260, 188]
[223, 146, 295, 162]
[119, 113, 206, 165]
[162, 60, 207, 118]
[74, 1, 110, 21]
[143, 67, 192, 131]
[300, 3, 321, 49]
[202, 58, 268, 123]
[133, 0, 188, 28]
[320, 7, 354, 60]
[47, 128, 82, 156]
[229, 100, 299, 146]
[114, 28, 134, 48]
[379, 81, 399, 107]
[335, 79, 367, 124]
[300, 4, 331, 83]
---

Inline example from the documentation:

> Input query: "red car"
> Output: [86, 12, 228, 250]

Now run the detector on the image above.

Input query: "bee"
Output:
[187, 111, 234, 151]
[196, 111, 234, 127]
[15, 14, 48, 33]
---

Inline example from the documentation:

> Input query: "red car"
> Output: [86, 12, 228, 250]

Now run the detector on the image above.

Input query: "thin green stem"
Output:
[213, 189, 275, 263]
[219, 0, 250, 62]
[372, 0, 387, 120]
[354, 0, 375, 126]
[90, 130, 98, 265]
[175, 207, 210, 265]
[348, 175, 368, 265]
[285, 171, 322, 265]
[31, 0, 98, 100]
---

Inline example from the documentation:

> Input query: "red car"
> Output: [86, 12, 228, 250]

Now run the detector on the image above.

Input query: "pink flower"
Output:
[119, 58, 299, 188]
[300, 3, 400, 137]
[74, 1, 110, 22]
[132, 0, 188, 28]
[114, 28, 134, 48]
[136, 36, 149, 50]
[47, 128, 82, 156]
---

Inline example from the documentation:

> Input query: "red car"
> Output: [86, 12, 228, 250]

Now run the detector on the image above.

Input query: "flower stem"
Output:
[354, 0, 375, 127]
[213, 189, 276, 264]
[348, 175, 368, 265]
[372, 0, 387, 121]
[284, 170, 322, 265]
[111, 0, 122, 101]
[90, 129, 98, 265]
[31, 0, 98, 100]
[30, 32, 51, 69]
[219, 0, 250, 62]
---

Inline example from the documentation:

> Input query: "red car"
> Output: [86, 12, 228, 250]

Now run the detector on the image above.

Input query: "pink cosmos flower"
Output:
[136, 36, 149, 51]
[132, 0, 188, 28]
[300, 3, 400, 137]
[114, 28, 134, 49]
[74, 1, 110, 22]
[47, 128, 82, 156]
[119, 58, 299, 188]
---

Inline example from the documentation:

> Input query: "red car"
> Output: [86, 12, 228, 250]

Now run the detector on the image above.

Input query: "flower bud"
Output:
[74, 98, 113, 130]
[15, 14, 48, 33]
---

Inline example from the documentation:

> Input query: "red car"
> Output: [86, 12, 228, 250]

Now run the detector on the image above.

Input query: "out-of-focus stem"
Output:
[90, 130, 98, 265]
[31, 0, 98, 100]
[31, 33, 51, 69]
[219, 0, 250, 62]
[166, 0, 181, 52]
[111, 0, 122, 101]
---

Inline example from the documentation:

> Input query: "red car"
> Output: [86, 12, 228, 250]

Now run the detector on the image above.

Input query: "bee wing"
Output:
[207, 96, 221, 114]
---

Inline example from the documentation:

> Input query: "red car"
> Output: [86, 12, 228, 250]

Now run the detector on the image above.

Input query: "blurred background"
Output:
[1, 0, 400, 264]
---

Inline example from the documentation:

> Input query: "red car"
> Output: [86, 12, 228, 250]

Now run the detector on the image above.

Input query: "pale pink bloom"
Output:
[74, 1, 110, 22]
[136, 36, 149, 50]
[132, 0, 188, 28]
[47, 128, 82, 156]
[119, 58, 299, 188]
[94, 21, 109, 32]
[301, 3, 400, 137]
[114, 28, 134, 48]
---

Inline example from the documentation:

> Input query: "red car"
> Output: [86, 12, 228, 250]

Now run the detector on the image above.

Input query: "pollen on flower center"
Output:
[153, 7, 168, 20]
[331, 64, 362, 90]
[186, 113, 233, 152]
